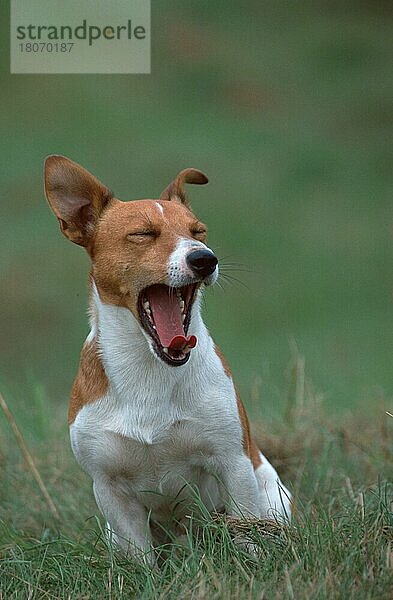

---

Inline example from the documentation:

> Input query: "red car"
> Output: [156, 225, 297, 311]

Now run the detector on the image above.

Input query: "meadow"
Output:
[1, 1, 393, 597]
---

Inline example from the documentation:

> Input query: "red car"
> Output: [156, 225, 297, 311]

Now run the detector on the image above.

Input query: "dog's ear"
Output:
[44, 155, 113, 247]
[160, 168, 208, 207]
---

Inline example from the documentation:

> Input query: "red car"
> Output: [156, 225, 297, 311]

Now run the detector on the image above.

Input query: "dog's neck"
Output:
[88, 279, 212, 395]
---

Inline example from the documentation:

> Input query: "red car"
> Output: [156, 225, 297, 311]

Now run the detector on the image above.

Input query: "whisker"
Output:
[214, 279, 226, 292]
[218, 256, 259, 275]
[219, 261, 249, 267]
[219, 266, 255, 275]
[219, 272, 250, 291]
[218, 253, 249, 264]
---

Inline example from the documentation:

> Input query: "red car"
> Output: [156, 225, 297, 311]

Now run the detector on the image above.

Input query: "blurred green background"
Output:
[1, 1, 393, 420]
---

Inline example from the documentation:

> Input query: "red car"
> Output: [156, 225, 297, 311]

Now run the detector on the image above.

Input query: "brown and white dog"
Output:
[44, 156, 291, 562]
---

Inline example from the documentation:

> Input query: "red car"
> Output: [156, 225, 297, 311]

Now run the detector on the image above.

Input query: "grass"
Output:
[1, 364, 392, 599]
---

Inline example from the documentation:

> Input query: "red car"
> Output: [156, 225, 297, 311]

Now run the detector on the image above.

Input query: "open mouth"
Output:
[137, 284, 198, 366]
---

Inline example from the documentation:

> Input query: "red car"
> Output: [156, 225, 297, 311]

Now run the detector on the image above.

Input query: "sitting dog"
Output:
[44, 156, 291, 562]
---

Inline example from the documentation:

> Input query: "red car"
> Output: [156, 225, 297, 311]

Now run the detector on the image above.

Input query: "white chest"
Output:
[70, 361, 242, 514]
[70, 288, 244, 517]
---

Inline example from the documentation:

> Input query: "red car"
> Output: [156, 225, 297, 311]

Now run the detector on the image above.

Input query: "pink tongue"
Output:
[145, 285, 197, 352]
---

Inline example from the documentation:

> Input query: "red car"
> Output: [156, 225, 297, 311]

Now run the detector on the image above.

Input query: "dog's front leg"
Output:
[218, 455, 261, 519]
[216, 456, 262, 557]
[93, 478, 154, 565]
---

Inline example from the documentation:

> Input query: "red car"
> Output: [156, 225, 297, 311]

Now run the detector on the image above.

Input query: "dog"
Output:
[44, 155, 291, 562]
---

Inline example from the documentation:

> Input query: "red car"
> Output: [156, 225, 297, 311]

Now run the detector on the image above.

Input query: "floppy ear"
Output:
[44, 155, 113, 247]
[159, 168, 208, 207]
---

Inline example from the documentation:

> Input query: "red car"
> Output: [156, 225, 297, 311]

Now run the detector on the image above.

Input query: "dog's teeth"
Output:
[182, 314, 186, 323]
[163, 348, 169, 354]
[179, 299, 185, 311]
[143, 301, 150, 310]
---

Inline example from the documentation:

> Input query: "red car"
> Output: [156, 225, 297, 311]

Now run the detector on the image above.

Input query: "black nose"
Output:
[186, 249, 218, 279]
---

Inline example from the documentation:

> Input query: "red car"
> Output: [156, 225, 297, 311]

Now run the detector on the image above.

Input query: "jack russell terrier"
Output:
[44, 156, 291, 561]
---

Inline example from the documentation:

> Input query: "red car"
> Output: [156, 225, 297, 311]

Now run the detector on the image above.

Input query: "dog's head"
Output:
[44, 156, 218, 366]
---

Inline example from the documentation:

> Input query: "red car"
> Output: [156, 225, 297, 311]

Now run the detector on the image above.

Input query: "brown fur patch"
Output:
[90, 199, 207, 319]
[214, 346, 262, 469]
[68, 338, 108, 424]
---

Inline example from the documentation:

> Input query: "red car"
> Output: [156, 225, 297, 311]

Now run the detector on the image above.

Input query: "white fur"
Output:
[155, 201, 164, 216]
[71, 271, 290, 562]
[256, 452, 292, 520]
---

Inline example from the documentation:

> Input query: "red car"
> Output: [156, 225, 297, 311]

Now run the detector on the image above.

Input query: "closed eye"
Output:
[191, 222, 207, 238]
[127, 230, 157, 240]
[191, 228, 207, 239]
